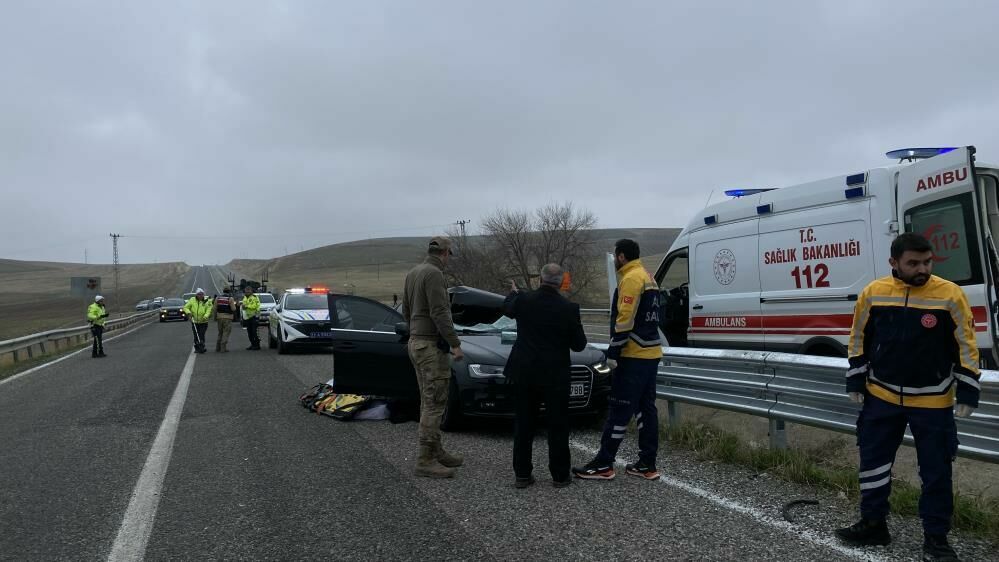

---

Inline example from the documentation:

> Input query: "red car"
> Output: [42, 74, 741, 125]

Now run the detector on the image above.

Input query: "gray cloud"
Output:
[3, 0, 998, 264]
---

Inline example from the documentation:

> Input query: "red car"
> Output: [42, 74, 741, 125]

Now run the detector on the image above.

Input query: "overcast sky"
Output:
[3, 1, 998, 265]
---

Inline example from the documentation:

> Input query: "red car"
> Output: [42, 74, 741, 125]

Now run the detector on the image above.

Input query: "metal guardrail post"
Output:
[768, 418, 788, 449]
[667, 400, 681, 427]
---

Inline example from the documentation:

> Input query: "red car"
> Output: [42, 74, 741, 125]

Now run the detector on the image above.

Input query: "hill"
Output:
[224, 228, 681, 306]
[0, 259, 191, 340]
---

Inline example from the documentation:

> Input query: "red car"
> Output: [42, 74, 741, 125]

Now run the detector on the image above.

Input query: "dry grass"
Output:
[226, 228, 681, 307]
[0, 259, 190, 340]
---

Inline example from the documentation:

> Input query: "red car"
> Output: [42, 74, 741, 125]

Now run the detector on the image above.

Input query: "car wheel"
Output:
[277, 331, 289, 355]
[440, 376, 462, 432]
[268, 325, 277, 349]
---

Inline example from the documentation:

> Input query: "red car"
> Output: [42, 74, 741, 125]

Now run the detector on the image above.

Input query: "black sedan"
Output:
[328, 286, 612, 430]
[158, 298, 188, 322]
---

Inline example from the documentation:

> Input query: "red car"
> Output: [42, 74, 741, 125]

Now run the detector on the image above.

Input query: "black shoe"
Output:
[92, 353, 99, 358]
[923, 534, 960, 562]
[625, 462, 661, 480]
[97, 352, 107, 358]
[246, 345, 255, 350]
[552, 478, 572, 488]
[834, 518, 891, 546]
[572, 459, 615, 480]
[514, 476, 535, 489]
[250, 345, 261, 350]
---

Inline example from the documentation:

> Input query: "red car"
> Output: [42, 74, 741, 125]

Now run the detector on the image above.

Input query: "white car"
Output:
[256, 292, 277, 323]
[267, 287, 333, 353]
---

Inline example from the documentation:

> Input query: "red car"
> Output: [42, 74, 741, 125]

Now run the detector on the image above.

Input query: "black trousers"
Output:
[90, 325, 104, 356]
[513, 380, 571, 481]
[245, 316, 260, 346]
[191, 322, 208, 351]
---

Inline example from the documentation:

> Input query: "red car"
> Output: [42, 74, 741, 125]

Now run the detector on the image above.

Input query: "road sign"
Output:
[70, 277, 102, 297]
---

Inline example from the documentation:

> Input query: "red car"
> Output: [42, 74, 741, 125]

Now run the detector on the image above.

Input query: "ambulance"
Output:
[654, 146, 999, 366]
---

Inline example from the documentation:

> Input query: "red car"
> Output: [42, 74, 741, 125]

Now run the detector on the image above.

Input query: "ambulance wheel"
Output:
[268, 326, 277, 349]
[440, 377, 463, 432]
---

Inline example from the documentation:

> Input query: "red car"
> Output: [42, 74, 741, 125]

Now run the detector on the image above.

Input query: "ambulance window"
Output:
[656, 250, 689, 347]
[905, 193, 983, 286]
[657, 251, 689, 290]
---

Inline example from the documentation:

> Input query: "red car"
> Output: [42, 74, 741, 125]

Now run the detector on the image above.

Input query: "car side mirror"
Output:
[394, 322, 410, 339]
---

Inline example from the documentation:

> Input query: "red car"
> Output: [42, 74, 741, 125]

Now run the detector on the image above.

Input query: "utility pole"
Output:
[456, 219, 471, 238]
[84, 248, 88, 264]
[110, 233, 120, 315]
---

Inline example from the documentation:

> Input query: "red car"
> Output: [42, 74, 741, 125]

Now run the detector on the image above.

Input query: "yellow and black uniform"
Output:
[607, 259, 663, 361]
[87, 302, 109, 357]
[846, 273, 980, 537]
[847, 274, 981, 409]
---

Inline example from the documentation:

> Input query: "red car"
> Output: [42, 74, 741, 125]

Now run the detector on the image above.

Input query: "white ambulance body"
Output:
[655, 146, 999, 365]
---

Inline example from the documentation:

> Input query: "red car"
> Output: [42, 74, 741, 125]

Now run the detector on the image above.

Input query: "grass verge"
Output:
[0, 341, 91, 382]
[664, 421, 999, 541]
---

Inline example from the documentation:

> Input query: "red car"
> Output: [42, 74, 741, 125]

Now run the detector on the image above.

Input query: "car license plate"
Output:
[311, 331, 334, 338]
[570, 383, 585, 397]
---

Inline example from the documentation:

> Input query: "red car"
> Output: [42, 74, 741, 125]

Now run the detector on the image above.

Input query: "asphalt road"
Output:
[1, 267, 996, 560]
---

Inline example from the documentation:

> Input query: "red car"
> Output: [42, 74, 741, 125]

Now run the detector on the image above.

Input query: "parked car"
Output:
[256, 292, 277, 323]
[151, 297, 165, 309]
[135, 300, 150, 311]
[159, 298, 188, 322]
[181, 292, 197, 302]
[268, 287, 332, 354]
[328, 286, 611, 430]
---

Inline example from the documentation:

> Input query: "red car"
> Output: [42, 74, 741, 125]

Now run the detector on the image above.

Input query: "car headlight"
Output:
[593, 361, 612, 375]
[468, 364, 506, 379]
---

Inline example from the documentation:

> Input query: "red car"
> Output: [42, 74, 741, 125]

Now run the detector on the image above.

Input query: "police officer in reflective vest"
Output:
[183, 288, 213, 354]
[213, 287, 237, 353]
[87, 295, 110, 358]
[239, 286, 262, 350]
[836, 233, 980, 562]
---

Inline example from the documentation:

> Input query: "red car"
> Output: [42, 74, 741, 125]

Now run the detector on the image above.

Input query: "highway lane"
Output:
[2, 286, 996, 560]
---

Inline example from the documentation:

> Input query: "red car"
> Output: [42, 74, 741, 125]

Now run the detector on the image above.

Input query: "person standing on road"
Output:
[239, 286, 262, 350]
[213, 287, 237, 353]
[504, 264, 588, 489]
[402, 236, 464, 479]
[574, 239, 663, 481]
[835, 233, 980, 562]
[87, 295, 110, 358]
[184, 288, 213, 354]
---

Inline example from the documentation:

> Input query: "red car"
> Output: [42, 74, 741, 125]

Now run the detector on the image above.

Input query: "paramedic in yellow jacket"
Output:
[183, 288, 213, 354]
[87, 295, 110, 358]
[574, 239, 663, 481]
[836, 233, 980, 562]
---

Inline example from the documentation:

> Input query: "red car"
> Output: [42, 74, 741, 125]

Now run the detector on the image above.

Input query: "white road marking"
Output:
[108, 350, 197, 562]
[568, 440, 888, 562]
[0, 322, 153, 387]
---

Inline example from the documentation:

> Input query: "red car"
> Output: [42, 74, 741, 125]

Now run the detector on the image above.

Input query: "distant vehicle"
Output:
[159, 298, 187, 323]
[253, 292, 277, 323]
[268, 287, 332, 353]
[151, 297, 165, 309]
[328, 286, 612, 430]
[135, 300, 150, 311]
[181, 292, 197, 301]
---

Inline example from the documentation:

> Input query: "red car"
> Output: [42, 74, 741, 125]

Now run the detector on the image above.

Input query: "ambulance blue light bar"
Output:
[885, 147, 957, 161]
[724, 188, 774, 198]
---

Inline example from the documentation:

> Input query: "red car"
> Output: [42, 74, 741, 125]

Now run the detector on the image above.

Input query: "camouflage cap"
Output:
[428, 236, 453, 255]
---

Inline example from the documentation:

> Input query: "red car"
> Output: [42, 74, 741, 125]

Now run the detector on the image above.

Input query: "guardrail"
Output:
[0, 310, 159, 366]
[592, 344, 999, 464]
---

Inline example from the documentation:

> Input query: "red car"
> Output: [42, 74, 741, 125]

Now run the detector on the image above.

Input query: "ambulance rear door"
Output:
[896, 146, 999, 364]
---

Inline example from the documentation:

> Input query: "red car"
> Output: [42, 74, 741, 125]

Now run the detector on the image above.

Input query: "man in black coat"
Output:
[503, 263, 588, 489]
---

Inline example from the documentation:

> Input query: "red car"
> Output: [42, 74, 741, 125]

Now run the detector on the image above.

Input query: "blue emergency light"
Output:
[885, 147, 957, 161]
[723, 188, 775, 198]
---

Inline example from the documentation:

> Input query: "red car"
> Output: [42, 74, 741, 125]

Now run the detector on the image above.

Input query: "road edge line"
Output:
[0, 321, 153, 387]
[568, 440, 887, 562]
[107, 350, 197, 562]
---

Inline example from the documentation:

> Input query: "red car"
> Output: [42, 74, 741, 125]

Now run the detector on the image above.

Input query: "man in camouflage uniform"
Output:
[402, 236, 464, 478]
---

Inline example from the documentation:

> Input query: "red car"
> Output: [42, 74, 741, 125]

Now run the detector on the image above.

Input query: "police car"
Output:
[267, 287, 334, 353]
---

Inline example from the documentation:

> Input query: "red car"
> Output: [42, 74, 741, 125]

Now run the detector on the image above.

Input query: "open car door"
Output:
[327, 294, 419, 399]
[897, 146, 999, 364]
